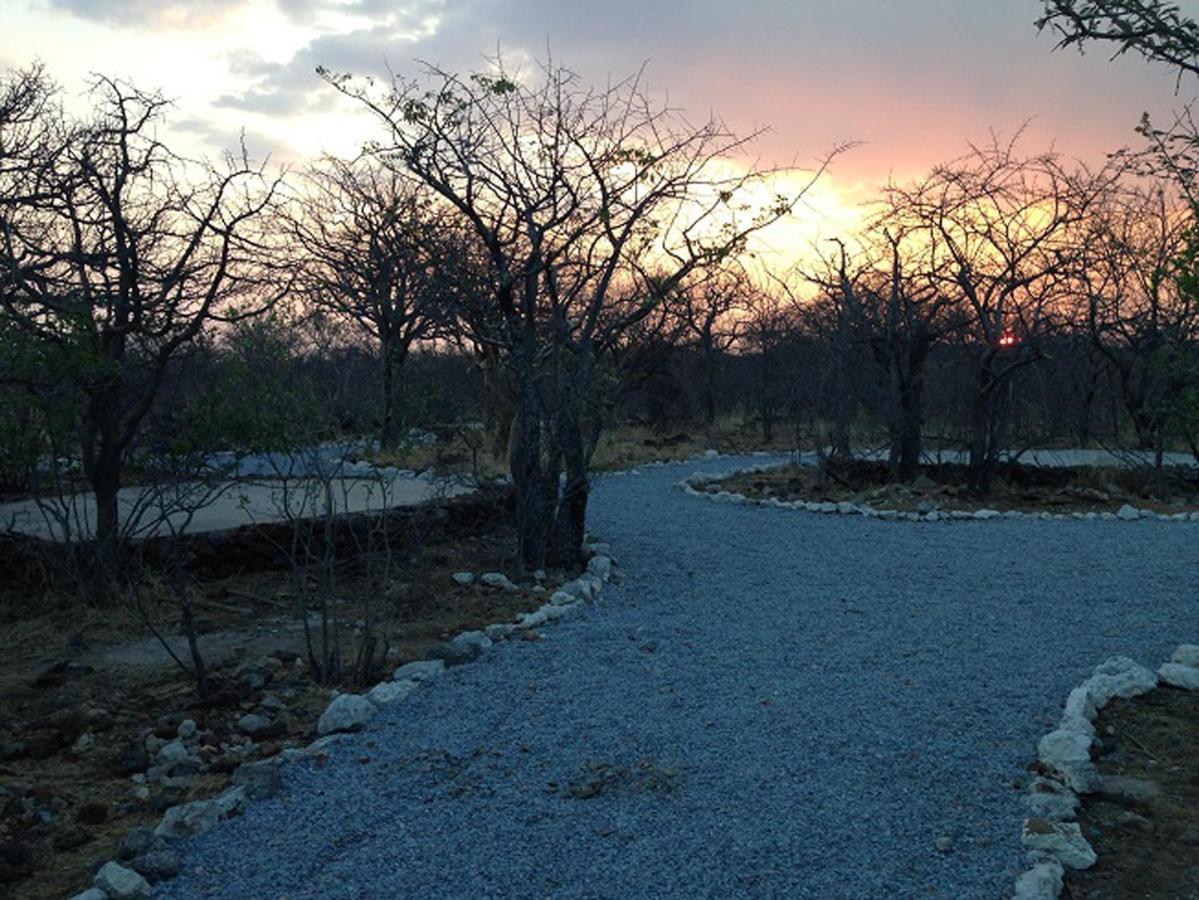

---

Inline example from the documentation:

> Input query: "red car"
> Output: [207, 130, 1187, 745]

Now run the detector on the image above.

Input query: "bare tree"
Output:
[1077, 180, 1199, 461]
[0, 71, 283, 571]
[882, 138, 1111, 490]
[323, 57, 839, 566]
[740, 287, 795, 445]
[1038, 0, 1199, 79]
[801, 219, 966, 480]
[671, 265, 748, 431]
[286, 155, 449, 450]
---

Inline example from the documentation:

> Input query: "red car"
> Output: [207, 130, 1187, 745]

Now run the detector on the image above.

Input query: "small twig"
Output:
[191, 596, 254, 616]
[1125, 730, 1160, 762]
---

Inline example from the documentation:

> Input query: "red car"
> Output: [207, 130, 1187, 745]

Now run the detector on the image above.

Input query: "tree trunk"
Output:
[87, 436, 124, 582]
[550, 378, 589, 568]
[700, 344, 717, 429]
[380, 343, 400, 452]
[890, 362, 925, 482]
[966, 366, 1007, 494]
[508, 363, 552, 570]
[480, 349, 515, 462]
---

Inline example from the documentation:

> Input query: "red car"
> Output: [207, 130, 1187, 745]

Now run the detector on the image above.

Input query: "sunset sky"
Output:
[0, 0, 1189, 248]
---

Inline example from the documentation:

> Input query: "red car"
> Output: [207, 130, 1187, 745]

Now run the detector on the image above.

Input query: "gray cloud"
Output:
[215, 2, 444, 115]
[45, 0, 245, 28]
[173, 115, 300, 165]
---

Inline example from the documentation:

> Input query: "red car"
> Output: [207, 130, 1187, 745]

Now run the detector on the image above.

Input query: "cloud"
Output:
[172, 115, 301, 165]
[213, 2, 444, 115]
[45, 0, 245, 28]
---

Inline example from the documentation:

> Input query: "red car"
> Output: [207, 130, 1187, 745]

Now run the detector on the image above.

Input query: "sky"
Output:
[0, 0, 1193, 250]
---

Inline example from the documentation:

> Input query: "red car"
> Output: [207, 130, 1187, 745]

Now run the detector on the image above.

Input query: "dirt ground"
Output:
[1066, 687, 1199, 898]
[710, 457, 1199, 517]
[0, 513, 574, 899]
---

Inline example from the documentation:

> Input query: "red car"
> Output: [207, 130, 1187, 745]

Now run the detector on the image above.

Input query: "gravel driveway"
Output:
[159, 455, 1199, 899]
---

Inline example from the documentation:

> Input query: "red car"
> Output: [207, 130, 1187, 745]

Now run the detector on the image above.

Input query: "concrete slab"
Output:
[0, 475, 475, 542]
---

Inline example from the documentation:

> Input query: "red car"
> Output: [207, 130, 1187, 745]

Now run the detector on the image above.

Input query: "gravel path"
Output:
[159, 456, 1199, 899]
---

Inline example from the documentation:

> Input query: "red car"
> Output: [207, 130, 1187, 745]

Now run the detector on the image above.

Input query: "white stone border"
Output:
[1011, 646, 1199, 899]
[679, 464, 1199, 523]
[74, 540, 618, 900]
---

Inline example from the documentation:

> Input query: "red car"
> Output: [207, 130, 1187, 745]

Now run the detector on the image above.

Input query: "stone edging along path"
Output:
[72, 539, 618, 900]
[1012, 647, 1199, 899]
[680, 462, 1199, 523]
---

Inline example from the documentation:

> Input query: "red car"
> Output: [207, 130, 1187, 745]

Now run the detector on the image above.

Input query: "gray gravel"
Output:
[158, 455, 1199, 899]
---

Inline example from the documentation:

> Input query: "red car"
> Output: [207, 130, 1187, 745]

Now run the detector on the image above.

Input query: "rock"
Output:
[1037, 729, 1097, 792]
[1020, 819, 1097, 869]
[580, 573, 604, 598]
[176, 719, 197, 740]
[316, 694, 376, 736]
[539, 602, 569, 622]
[71, 732, 94, 753]
[586, 555, 612, 582]
[559, 576, 601, 602]
[479, 572, 519, 592]
[484, 622, 516, 641]
[1084, 656, 1158, 707]
[1060, 685, 1097, 738]
[517, 609, 549, 628]
[934, 835, 953, 853]
[1012, 862, 1064, 900]
[156, 740, 189, 766]
[973, 509, 1000, 520]
[451, 572, 475, 586]
[69, 889, 109, 900]
[545, 598, 584, 620]
[128, 849, 181, 882]
[1062, 685, 1097, 724]
[1159, 662, 1199, 690]
[434, 630, 493, 665]
[117, 828, 163, 861]
[1117, 503, 1140, 520]
[232, 759, 282, 800]
[1171, 644, 1199, 668]
[1115, 810, 1152, 831]
[155, 787, 246, 840]
[93, 860, 151, 897]
[549, 590, 580, 607]
[392, 659, 445, 683]
[237, 713, 285, 739]
[1023, 778, 1078, 821]
[365, 679, 418, 708]
[1094, 774, 1161, 806]
[236, 667, 268, 693]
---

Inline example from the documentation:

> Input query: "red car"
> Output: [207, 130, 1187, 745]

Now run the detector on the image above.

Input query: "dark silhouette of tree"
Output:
[1038, 0, 1199, 79]
[285, 155, 450, 450]
[0, 71, 283, 571]
[323, 57, 838, 566]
